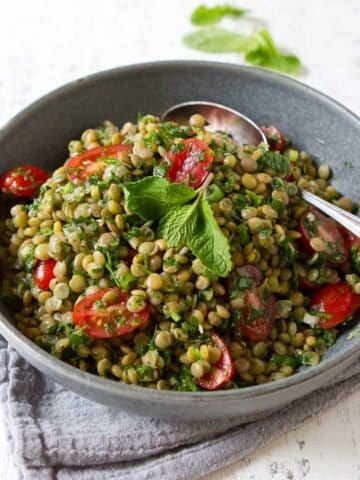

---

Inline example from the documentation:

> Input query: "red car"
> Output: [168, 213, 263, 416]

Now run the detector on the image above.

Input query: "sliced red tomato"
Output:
[196, 333, 234, 390]
[65, 144, 132, 183]
[298, 275, 320, 291]
[339, 226, 360, 250]
[241, 291, 276, 342]
[229, 265, 264, 289]
[73, 288, 150, 338]
[165, 138, 213, 188]
[33, 259, 56, 290]
[298, 207, 348, 264]
[0, 165, 49, 198]
[298, 270, 340, 291]
[228, 265, 276, 341]
[260, 124, 286, 152]
[310, 282, 360, 328]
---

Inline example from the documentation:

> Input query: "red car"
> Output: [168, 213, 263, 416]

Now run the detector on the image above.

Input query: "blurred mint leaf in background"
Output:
[183, 28, 248, 53]
[244, 29, 301, 74]
[191, 4, 248, 26]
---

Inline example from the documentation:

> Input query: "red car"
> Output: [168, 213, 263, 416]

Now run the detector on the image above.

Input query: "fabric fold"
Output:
[1, 337, 359, 480]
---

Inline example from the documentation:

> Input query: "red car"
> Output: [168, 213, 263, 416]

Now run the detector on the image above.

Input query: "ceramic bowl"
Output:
[0, 61, 359, 420]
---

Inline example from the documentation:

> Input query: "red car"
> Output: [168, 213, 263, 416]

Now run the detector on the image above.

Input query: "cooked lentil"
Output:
[0, 115, 359, 392]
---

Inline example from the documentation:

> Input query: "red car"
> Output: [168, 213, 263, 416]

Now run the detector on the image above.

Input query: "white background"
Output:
[0, 1, 360, 479]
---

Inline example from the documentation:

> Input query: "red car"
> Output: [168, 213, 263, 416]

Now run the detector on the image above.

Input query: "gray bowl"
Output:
[0, 61, 359, 421]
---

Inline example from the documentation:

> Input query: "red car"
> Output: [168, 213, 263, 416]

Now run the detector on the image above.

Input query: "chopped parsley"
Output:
[69, 328, 90, 349]
[230, 276, 253, 299]
[177, 366, 200, 392]
[248, 305, 265, 323]
[237, 223, 250, 245]
[118, 272, 137, 291]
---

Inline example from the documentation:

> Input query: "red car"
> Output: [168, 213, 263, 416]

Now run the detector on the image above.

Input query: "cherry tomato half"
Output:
[260, 124, 286, 152]
[298, 270, 340, 292]
[73, 288, 150, 338]
[0, 165, 50, 198]
[298, 207, 348, 264]
[241, 291, 276, 342]
[196, 334, 234, 390]
[298, 275, 320, 291]
[228, 265, 276, 342]
[165, 138, 213, 188]
[33, 259, 56, 291]
[310, 282, 360, 329]
[339, 226, 360, 250]
[65, 144, 132, 183]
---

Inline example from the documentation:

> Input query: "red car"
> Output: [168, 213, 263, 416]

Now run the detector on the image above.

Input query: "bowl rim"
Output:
[0, 59, 359, 404]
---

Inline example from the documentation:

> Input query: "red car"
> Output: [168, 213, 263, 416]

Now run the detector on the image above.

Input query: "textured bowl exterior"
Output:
[0, 61, 359, 421]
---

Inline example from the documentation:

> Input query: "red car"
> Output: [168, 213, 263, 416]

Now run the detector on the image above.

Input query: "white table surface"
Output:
[0, 1, 360, 479]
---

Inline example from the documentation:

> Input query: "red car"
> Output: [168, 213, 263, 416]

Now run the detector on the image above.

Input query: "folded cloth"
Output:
[1, 336, 360, 480]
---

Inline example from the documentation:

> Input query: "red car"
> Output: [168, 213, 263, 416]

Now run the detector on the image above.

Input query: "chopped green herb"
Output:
[246, 190, 264, 207]
[177, 366, 200, 392]
[248, 305, 265, 323]
[278, 236, 298, 265]
[206, 184, 225, 203]
[350, 247, 360, 275]
[24, 253, 36, 273]
[153, 164, 168, 177]
[170, 311, 182, 322]
[94, 299, 106, 310]
[118, 272, 137, 291]
[271, 354, 300, 368]
[237, 223, 250, 245]
[69, 328, 90, 349]
[137, 364, 154, 381]
[313, 326, 336, 347]
[257, 150, 290, 174]
[230, 276, 253, 299]
[309, 309, 333, 320]
[271, 198, 286, 215]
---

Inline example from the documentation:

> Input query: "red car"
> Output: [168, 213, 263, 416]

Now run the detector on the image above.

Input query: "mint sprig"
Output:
[184, 5, 302, 74]
[123, 176, 232, 277]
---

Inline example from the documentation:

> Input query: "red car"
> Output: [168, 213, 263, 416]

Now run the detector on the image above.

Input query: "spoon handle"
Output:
[299, 188, 360, 238]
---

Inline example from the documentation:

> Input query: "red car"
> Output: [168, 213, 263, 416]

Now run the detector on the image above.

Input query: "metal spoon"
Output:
[162, 101, 267, 146]
[162, 100, 360, 238]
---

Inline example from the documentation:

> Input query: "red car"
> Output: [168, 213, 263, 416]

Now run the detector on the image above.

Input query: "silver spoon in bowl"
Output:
[162, 101, 266, 146]
[162, 101, 360, 237]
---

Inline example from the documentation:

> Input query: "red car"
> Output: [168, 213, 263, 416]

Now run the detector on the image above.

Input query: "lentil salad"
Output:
[0, 114, 359, 392]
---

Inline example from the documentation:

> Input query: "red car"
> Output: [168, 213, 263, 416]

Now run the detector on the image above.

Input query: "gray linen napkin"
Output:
[1, 336, 360, 480]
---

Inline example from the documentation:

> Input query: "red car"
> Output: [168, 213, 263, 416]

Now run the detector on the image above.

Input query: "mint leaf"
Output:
[158, 196, 231, 277]
[257, 151, 290, 174]
[189, 198, 231, 277]
[183, 28, 247, 53]
[123, 177, 197, 220]
[157, 197, 200, 248]
[244, 29, 301, 74]
[191, 4, 248, 26]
